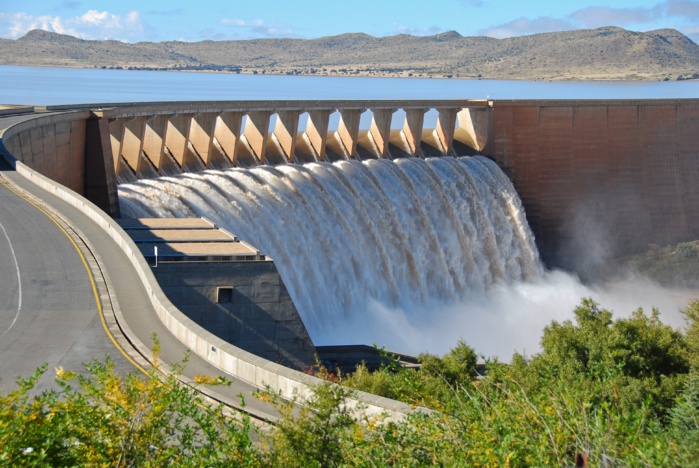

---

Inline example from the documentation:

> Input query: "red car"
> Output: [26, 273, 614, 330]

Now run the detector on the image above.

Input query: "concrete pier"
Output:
[93, 100, 491, 174]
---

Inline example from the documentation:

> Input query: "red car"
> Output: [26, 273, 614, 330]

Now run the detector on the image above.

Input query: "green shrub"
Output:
[0, 358, 257, 467]
[2, 298, 698, 467]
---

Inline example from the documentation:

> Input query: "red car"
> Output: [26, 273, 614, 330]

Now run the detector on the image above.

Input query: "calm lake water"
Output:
[1, 65, 698, 105]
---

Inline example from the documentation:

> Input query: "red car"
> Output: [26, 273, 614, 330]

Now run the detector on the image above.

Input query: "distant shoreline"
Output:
[3, 63, 694, 83]
[3, 27, 699, 83]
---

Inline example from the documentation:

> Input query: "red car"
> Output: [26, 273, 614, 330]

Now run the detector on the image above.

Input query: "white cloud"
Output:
[251, 25, 296, 37]
[480, 1, 699, 40]
[0, 10, 145, 42]
[221, 18, 264, 27]
[393, 23, 444, 36]
[0, 12, 69, 38]
[480, 16, 575, 38]
[80, 10, 110, 25]
[219, 18, 300, 39]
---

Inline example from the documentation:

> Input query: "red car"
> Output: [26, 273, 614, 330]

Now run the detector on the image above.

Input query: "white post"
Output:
[154, 245, 158, 268]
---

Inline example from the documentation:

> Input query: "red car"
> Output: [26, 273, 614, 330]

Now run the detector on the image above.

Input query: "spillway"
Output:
[118, 156, 542, 342]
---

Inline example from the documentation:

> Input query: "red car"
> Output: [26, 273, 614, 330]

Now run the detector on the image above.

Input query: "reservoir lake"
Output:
[1, 65, 699, 106]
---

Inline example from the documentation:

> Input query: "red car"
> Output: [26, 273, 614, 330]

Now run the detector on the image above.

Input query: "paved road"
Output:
[0, 158, 134, 393]
[0, 112, 280, 421]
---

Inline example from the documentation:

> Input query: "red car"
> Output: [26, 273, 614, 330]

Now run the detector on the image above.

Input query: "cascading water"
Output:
[119, 156, 543, 352]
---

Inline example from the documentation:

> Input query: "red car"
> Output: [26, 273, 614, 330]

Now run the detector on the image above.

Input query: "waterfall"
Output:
[118, 156, 543, 347]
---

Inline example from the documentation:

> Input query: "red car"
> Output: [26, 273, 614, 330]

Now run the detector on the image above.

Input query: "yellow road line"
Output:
[0, 177, 149, 375]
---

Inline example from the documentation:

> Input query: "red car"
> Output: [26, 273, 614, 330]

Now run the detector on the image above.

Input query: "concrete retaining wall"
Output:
[0, 105, 34, 116]
[153, 261, 316, 369]
[487, 99, 699, 273]
[1, 111, 90, 195]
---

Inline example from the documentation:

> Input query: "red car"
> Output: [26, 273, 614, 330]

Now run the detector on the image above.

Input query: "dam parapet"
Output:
[94, 100, 491, 183]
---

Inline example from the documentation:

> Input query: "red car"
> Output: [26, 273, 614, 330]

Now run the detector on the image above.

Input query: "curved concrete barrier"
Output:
[0, 110, 416, 421]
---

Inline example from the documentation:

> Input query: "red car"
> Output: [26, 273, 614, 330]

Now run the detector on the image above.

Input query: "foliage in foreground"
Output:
[1, 299, 699, 467]
[0, 357, 258, 467]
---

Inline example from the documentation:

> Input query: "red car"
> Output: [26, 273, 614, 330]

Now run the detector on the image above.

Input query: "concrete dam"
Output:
[2, 98, 699, 367]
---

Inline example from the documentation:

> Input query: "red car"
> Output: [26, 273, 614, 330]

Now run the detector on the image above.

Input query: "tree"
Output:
[259, 381, 358, 467]
[682, 299, 699, 368]
[419, 339, 478, 386]
[523, 299, 689, 417]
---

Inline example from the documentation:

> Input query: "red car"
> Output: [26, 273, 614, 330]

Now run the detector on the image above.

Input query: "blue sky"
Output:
[1, 0, 698, 43]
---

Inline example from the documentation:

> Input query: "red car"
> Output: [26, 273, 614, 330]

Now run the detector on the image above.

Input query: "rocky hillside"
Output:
[1, 26, 698, 81]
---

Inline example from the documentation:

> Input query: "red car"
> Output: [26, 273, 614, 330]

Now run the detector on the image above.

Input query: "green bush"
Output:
[524, 299, 689, 417]
[0, 358, 258, 467]
[2, 299, 698, 467]
[259, 381, 358, 468]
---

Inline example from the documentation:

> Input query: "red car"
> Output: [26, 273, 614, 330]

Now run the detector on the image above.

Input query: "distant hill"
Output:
[1, 26, 698, 81]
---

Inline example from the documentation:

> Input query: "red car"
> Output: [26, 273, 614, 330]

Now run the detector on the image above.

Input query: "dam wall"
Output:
[1, 111, 89, 194]
[2, 99, 698, 270]
[487, 99, 699, 270]
[2, 97, 697, 419]
[1, 110, 119, 216]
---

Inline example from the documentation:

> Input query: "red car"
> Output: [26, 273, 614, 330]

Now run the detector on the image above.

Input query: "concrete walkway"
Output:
[0, 113, 282, 422]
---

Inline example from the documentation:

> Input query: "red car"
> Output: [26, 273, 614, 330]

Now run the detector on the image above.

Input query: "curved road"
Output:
[0, 112, 279, 420]
[0, 159, 134, 393]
